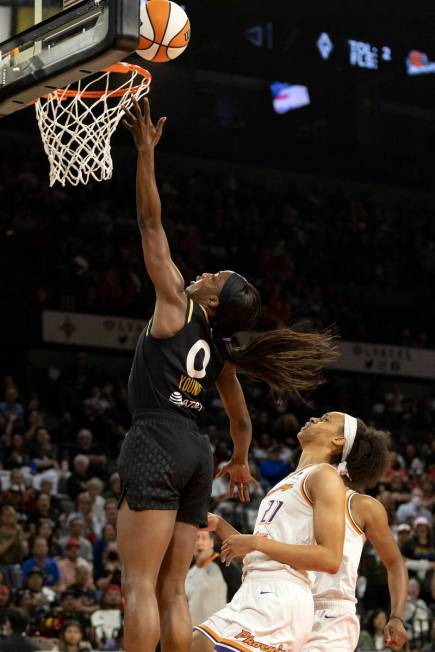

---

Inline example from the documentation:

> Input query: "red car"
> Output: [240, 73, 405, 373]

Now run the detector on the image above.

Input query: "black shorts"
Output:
[117, 410, 213, 528]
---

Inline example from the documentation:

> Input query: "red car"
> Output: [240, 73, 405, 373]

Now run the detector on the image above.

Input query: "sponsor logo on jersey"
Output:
[234, 630, 285, 651]
[266, 482, 294, 497]
[178, 374, 203, 397]
[169, 391, 203, 411]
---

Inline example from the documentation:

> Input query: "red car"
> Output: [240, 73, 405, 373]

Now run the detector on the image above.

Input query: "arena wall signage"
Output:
[331, 341, 435, 380]
[42, 311, 435, 380]
[42, 310, 147, 351]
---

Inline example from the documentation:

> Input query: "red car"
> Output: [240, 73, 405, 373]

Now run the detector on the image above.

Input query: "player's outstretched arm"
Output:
[215, 363, 258, 503]
[221, 466, 345, 572]
[123, 97, 186, 335]
[357, 495, 408, 651]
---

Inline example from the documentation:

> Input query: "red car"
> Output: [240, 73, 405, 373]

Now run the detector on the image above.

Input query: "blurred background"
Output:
[0, 0, 435, 650]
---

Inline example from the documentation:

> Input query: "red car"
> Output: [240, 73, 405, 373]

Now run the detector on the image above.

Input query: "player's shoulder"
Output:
[306, 463, 343, 495]
[352, 493, 387, 528]
[352, 492, 382, 510]
[308, 462, 341, 480]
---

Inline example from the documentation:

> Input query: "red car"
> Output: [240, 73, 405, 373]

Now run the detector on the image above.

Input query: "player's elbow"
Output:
[320, 551, 342, 574]
[324, 561, 341, 574]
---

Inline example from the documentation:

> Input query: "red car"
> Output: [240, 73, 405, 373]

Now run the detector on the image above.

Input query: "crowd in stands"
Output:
[2, 151, 435, 349]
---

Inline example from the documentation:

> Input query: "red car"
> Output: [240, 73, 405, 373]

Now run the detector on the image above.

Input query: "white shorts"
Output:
[301, 601, 360, 652]
[194, 574, 314, 652]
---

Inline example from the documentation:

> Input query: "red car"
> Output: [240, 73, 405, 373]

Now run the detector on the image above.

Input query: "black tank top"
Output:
[128, 298, 224, 421]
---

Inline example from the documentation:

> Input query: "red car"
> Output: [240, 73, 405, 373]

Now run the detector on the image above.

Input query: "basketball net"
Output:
[35, 62, 151, 187]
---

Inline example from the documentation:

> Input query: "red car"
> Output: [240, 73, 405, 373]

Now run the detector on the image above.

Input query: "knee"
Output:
[157, 578, 187, 608]
[123, 574, 156, 604]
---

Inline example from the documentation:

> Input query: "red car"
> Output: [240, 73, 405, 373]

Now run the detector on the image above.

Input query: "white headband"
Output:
[337, 413, 358, 479]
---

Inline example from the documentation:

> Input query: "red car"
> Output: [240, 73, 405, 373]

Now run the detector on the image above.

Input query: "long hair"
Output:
[213, 282, 338, 394]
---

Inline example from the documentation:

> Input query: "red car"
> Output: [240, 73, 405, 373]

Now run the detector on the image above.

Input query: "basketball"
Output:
[136, 0, 191, 63]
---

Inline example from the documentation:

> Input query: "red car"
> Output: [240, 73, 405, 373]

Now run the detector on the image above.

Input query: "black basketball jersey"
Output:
[128, 298, 224, 421]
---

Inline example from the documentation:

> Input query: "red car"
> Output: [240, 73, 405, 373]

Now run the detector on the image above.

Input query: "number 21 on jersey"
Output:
[258, 499, 284, 524]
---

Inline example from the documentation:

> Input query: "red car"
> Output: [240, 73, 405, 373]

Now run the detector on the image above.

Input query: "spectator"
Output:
[259, 446, 293, 487]
[60, 518, 93, 564]
[91, 586, 122, 649]
[66, 458, 91, 502]
[93, 524, 116, 570]
[396, 523, 413, 551]
[67, 494, 99, 543]
[73, 431, 107, 478]
[185, 531, 230, 626]
[0, 608, 40, 652]
[404, 578, 432, 648]
[0, 388, 25, 426]
[103, 500, 117, 528]
[24, 568, 56, 608]
[28, 429, 58, 474]
[21, 537, 61, 590]
[3, 437, 30, 470]
[94, 544, 121, 592]
[0, 506, 25, 565]
[37, 520, 63, 558]
[86, 479, 105, 536]
[57, 621, 91, 652]
[57, 540, 91, 589]
[103, 474, 120, 502]
[402, 517, 435, 602]
[68, 566, 98, 615]
[358, 609, 389, 650]
[396, 488, 433, 527]
[29, 494, 61, 533]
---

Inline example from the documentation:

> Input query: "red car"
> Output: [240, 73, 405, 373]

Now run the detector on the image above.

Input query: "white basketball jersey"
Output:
[312, 490, 366, 604]
[243, 464, 328, 587]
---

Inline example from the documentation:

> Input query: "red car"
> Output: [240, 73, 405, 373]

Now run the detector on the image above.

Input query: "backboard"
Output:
[0, 0, 140, 116]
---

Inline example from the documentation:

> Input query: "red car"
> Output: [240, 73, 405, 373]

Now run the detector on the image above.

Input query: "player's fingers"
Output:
[156, 116, 167, 135]
[229, 478, 235, 497]
[142, 96, 151, 122]
[250, 476, 260, 489]
[122, 105, 135, 122]
[122, 120, 133, 131]
[131, 95, 142, 119]
[220, 545, 230, 562]
[215, 467, 225, 478]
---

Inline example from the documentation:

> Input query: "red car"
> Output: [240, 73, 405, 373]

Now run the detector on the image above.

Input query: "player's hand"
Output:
[384, 618, 408, 649]
[204, 512, 220, 532]
[216, 459, 259, 503]
[220, 534, 257, 565]
[122, 97, 166, 151]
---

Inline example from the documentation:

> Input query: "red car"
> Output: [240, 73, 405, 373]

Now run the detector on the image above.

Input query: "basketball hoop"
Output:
[35, 62, 152, 187]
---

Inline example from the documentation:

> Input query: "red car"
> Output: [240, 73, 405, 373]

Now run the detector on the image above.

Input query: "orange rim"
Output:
[45, 62, 151, 100]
